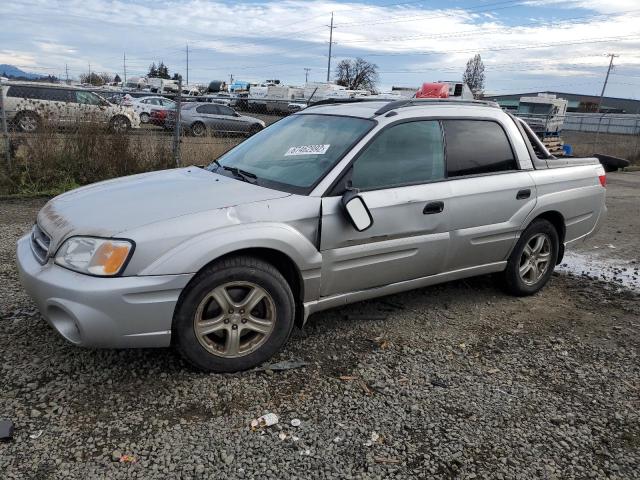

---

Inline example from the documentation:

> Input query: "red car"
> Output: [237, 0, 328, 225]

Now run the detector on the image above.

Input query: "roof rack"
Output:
[373, 98, 499, 116]
[304, 97, 499, 115]
[307, 98, 389, 108]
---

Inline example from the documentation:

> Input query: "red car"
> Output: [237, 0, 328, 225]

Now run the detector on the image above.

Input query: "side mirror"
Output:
[342, 190, 373, 232]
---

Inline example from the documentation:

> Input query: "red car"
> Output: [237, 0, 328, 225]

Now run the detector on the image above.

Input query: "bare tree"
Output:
[99, 72, 113, 85]
[462, 54, 485, 98]
[79, 72, 109, 86]
[335, 57, 379, 91]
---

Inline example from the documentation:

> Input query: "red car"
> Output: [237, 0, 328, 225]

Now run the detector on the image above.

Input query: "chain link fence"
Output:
[1, 83, 638, 196]
[0, 82, 296, 195]
[511, 112, 640, 160]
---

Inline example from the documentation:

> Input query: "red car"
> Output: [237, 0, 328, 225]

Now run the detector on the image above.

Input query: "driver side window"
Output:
[351, 120, 445, 191]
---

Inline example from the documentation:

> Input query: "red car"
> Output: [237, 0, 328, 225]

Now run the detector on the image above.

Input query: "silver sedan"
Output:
[172, 102, 265, 136]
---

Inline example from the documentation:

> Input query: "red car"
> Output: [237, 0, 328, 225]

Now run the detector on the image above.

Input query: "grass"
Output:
[0, 125, 245, 196]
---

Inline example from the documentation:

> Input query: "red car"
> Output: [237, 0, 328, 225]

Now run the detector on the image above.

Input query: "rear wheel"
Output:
[173, 256, 295, 373]
[15, 111, 41, 133]
[502, 219, 559, 296]
[140, 112, 150, 123]
[191, 121, 206, 137]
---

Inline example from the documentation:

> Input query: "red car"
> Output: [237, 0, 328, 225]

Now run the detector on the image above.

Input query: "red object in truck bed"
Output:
[416, 83, 449, 98]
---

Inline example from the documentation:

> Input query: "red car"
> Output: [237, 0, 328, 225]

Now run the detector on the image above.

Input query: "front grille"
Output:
[30, 224, 51, 264]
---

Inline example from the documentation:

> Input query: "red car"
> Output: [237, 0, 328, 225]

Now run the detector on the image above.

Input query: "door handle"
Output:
[423, 201, 444, 215]
[516, 189, 531, 200]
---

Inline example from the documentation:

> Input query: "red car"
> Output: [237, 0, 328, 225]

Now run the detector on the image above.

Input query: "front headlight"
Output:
[55, 237, 134, 276]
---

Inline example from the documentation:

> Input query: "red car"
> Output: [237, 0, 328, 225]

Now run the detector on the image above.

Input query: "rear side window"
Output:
[196, 104, 219, 114]
[351, 120, 445, 190]
[218, 106, 235, 116]
[6, 86, 69, 102]
[442, 120, 517, 177]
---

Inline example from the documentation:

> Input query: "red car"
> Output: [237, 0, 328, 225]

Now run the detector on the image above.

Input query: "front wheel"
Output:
[139, 112, 150, 123]
[248, 124, 263, 136]
[502, 219, 559, 296]
[173, 256, 295, 373]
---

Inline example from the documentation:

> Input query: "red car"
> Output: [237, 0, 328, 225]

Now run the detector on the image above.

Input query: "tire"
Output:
[248, 124, 262, 136]
[140, 112, 150, 124]
[173, 256, 295, 373]
[15, 111, 41, 133]
[109, 115, 131, 133]
[191, 122, 206, 137]
[502, 219, 559, 296]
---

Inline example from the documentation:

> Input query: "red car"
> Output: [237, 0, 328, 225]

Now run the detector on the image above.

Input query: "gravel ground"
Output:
[1, 173, 639, 479]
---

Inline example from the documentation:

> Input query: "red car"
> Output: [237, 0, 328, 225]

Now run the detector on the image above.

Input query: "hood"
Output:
[240, 115, 264, 125]
[37, 167, 289, 249]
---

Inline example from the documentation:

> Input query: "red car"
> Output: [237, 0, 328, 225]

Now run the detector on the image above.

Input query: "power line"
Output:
[334, 9, 640, 45]
[334, 0, 526, 27]
[334, 34, 640, 58]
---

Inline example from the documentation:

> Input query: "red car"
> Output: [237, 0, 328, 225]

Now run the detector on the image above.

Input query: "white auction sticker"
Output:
[284, 144, 330, 156]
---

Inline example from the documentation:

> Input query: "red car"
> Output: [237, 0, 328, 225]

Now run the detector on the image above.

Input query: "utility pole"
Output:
[326, 12, 334, 82]
[597, 53, 618, 113]
[0, 83, 11, 170]
[173, 78, 182, 167]
[123, 52, 127, 86]
[65, 64, 69, 85]
[304, 68, 311, 84]
[186, 43, 189, 86]
[88, 62, 91, 85]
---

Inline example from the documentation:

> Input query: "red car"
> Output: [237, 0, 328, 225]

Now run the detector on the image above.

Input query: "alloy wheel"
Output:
[519, 233, 552, 286]
[19, 115, 37, 132]
[193, 281, 276, 358]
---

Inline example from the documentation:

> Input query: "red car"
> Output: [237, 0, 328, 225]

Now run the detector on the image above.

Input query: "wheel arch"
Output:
[527, 210, 566, 264]
[176, 247, 306, 329]
[14, 109, 42, 128]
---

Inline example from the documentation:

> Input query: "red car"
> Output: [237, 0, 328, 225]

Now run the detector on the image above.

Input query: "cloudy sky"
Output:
[2, 0, 640, 97]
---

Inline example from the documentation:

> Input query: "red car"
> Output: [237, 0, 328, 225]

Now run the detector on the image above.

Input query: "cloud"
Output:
[0, 0, 639, 96]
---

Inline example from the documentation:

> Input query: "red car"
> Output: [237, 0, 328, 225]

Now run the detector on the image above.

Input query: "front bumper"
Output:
[16, 235, 193, 348]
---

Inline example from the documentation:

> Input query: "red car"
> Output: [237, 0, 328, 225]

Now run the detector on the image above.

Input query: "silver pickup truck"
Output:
[17, 99, 607, 372]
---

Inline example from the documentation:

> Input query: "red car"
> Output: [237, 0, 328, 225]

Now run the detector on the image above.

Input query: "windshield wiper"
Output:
[222, 165, 257, 184]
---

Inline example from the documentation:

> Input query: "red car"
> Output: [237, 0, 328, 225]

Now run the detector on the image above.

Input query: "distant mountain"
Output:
[0, 64, 45, 80]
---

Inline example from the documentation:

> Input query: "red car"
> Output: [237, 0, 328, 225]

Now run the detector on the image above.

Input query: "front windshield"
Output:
[210, 114, 375, 193]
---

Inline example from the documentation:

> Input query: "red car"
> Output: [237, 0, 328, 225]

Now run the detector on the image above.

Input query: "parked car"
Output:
[16, 99, 607, 373]
[149, 107, 174, 129]
[2, 82, 139, 132]
[197, 92, 241, 107]
[168, 102, 265, 136]
[130, 96, 176, 123]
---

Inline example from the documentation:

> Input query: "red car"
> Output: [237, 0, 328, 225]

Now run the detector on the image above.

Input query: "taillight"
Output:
[596, 165, 606, 187]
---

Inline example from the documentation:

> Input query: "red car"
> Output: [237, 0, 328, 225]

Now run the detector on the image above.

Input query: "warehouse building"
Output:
[484, 91, 640, 114]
